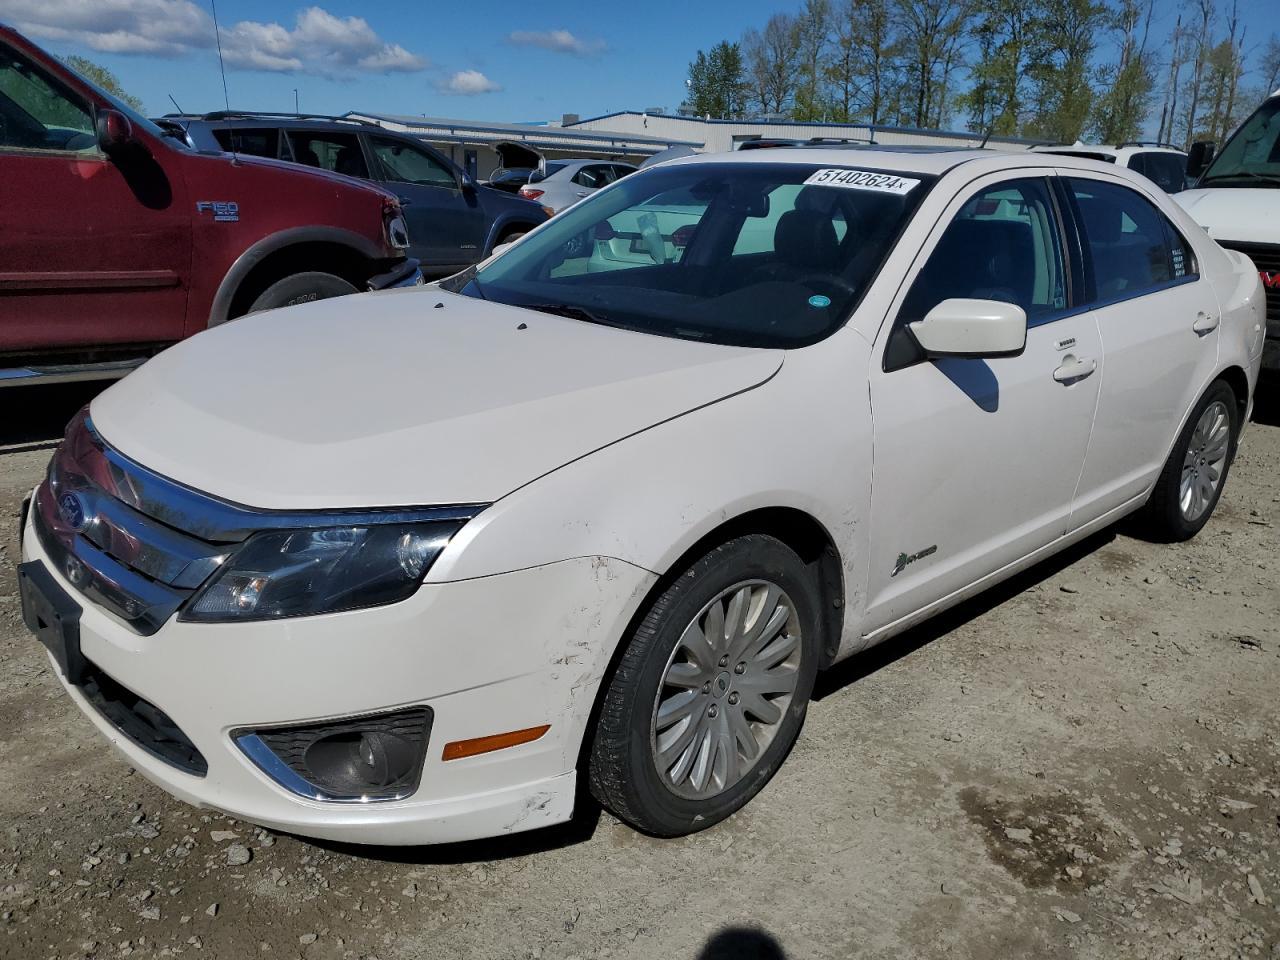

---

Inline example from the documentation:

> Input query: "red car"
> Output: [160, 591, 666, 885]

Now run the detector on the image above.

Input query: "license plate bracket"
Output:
[18, 561, 86, 685]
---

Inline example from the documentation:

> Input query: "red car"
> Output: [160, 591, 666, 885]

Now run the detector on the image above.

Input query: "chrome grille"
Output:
[31, 410, 486, 635]
[1217, 240, 1280, 334]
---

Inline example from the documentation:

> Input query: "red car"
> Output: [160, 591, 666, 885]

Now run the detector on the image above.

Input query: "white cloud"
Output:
[440, 69, 500, 95]
[0, 0, 427, 75]
[0, 0, 212, 55]
[507, 29, 606, 57]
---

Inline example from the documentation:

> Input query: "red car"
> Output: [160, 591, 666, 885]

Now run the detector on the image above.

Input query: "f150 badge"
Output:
[892, 544, 937, 577]
[196, 201, 239, 222]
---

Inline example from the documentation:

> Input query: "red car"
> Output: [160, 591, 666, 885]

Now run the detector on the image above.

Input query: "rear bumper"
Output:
[367, 258, 423, 291]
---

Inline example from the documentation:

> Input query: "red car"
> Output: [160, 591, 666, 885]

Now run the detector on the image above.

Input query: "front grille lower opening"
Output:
[79, 661, 208, 777]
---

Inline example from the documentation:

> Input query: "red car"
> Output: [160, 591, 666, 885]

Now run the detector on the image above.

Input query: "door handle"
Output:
[1053, 354, 1097, 383]
[1193, 311, 1219, 335]
[397, 196, 413, 207]
[574, 191, 590, 198]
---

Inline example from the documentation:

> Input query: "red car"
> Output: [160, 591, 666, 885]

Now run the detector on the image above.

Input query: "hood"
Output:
[91, 291, 782, 510]
[194, 151, 398, 202]
[1174, 188, 1279, 245]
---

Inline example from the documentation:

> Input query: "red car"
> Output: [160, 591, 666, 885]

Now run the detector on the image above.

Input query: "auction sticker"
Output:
[804, 168, 920, 194]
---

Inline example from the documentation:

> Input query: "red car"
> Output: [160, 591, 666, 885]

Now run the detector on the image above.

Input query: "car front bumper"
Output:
[20, 502, 655, 845]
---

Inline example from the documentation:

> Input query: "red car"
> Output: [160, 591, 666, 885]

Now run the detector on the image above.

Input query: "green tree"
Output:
[683, 42, 747, 118]
[63, 56, 144, 111]
[1027, 0, 1107, 142]
[960, 0, 1038, 137]
[1091, 0, 1155, 144]
[793, 0, 832, 120]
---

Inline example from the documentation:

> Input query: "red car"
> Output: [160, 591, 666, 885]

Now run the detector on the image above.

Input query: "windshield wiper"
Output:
[1201, 170, 1280, 187]
[519, 301, 629, 329]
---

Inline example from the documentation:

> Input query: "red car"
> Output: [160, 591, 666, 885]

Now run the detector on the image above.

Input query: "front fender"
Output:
[427, 332, 875, 655]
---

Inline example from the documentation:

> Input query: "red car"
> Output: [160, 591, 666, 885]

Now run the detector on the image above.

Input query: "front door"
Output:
[0, 43, 190, 354]
[366, 135, 486, 269]
[864, 174, 1103, 631]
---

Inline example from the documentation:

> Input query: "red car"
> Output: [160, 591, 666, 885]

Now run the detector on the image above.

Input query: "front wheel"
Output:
[588, 535, 821, 837]
[247, 271, 358, 314]
[1140, 379, 1239, 541]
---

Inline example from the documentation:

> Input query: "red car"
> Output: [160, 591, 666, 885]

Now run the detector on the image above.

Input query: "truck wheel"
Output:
[588, 535, 821, 837]
[247, 272, 357, 314]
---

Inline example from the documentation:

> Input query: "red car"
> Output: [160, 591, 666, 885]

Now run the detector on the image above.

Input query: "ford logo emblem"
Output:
[57, 492, 88, 531]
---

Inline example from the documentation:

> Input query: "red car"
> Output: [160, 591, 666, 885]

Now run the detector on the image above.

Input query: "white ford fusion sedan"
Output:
[19, 148, 1266, 845]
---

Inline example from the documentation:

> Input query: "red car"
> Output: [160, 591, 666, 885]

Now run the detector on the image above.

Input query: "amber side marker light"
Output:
[441, 724, 550, 761]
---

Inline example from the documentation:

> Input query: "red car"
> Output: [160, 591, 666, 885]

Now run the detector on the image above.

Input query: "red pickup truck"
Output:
[0, 25, 421, 387]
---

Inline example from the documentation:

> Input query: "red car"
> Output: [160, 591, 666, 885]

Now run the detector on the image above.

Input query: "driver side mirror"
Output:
[460, 173, 476, 194]
[95, 109, 133, 154]
[908, 299, 1027, 359]
[1186, 140, 1216, 180]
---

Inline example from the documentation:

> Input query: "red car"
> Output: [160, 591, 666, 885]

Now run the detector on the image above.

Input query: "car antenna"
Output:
[208, 0, 238, 165]
[166, 94, 191, 136]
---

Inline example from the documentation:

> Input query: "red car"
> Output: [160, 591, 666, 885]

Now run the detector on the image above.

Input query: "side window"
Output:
[1067, 178, 1193, 302]
[610, 164, 636, 181]
[0, 46, 95, 152]
[369, 136, 456, 188]
[212, 128, 281, 159]
[1143, 154, 1189, 193]
[572, 165, 610, 189]
[286, 131, 368, 178]
[898, 177, 1067, 328]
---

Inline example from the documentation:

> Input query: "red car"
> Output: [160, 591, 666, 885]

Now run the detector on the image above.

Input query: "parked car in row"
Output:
[1030, 141, 1190, 193]
[519, 158, 637, 214]
[164, 113, 550, 277]
[0, 26, 420, 388]
[484, 166, 536, 194]
[19, 146, 1263, 844]
[1175, 87, 1280, 370]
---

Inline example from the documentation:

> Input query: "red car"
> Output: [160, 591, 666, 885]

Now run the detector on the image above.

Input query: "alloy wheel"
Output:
[649, 580, 802, 801]
[1179, 400, 1231, 521]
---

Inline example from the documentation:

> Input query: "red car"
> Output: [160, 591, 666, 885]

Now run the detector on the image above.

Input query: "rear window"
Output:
[285, 131, 368, 178]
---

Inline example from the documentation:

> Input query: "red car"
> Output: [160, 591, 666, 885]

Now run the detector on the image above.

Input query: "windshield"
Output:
[1201, 96, 1280, 186]
[460, 161, 932, 348]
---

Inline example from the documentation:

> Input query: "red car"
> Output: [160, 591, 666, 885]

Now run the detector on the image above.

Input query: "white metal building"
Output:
[345, 112, 702, 179]
[566, 111, 1042, 154]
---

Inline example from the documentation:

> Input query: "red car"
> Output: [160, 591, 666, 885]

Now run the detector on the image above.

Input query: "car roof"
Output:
[666, 146, 1182, 184]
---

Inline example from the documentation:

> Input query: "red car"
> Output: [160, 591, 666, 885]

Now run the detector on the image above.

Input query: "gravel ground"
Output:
[1, 379, 1278, 960]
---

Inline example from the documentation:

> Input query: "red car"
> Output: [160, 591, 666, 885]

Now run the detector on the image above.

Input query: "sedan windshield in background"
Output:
[462, 162, 933, 348]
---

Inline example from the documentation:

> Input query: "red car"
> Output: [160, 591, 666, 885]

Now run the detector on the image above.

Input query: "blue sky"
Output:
[3, 0, 1277, 127]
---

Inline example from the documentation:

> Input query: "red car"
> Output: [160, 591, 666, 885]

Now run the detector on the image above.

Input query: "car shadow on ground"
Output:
[1251, 371, 1280, 428]
[814, 527, 1118, 702]
[0, 382, 105, 452]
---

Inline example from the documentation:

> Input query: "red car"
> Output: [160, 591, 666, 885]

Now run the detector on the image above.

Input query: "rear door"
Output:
[864, 173, 1103, 631]
[1060, 174, 1222, 524]
[0, 42, 190, 355]
[365, 134, 485, 268]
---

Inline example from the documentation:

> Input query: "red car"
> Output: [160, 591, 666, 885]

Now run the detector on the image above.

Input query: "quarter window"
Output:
[572, 165, 616, 189]
[212, 128, 283, 160]
[0, 46, 95, 152]
[369, 136, 456, 188]
[1067, 178, 1196, 302]
[898, 177, 1068, 329]
[285, 131, 368, 178]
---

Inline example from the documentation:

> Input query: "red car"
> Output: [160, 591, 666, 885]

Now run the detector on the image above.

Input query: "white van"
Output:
[1175, 89, 1280, 369]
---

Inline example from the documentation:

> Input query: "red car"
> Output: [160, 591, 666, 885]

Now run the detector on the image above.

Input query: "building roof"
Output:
[567, 110, 1045, 147]
[346, 112, 703, 153]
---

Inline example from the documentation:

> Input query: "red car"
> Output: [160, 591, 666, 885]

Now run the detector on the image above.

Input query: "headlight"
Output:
[181, 521, 461, 623]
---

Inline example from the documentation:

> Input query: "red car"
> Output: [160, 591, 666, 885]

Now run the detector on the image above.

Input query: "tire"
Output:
[588, 534, 822, 837]
[247, 272, 358, 314]
[498, 230, 527, 245]
[1139, 379, 1239, 542]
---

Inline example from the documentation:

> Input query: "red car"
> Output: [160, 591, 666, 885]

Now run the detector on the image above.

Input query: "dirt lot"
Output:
[1, 380, 1278, 960]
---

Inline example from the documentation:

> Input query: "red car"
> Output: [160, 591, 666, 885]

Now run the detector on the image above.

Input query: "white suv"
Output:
[1031, 142, 1190, 193]
[20, 148, 1264, 845]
